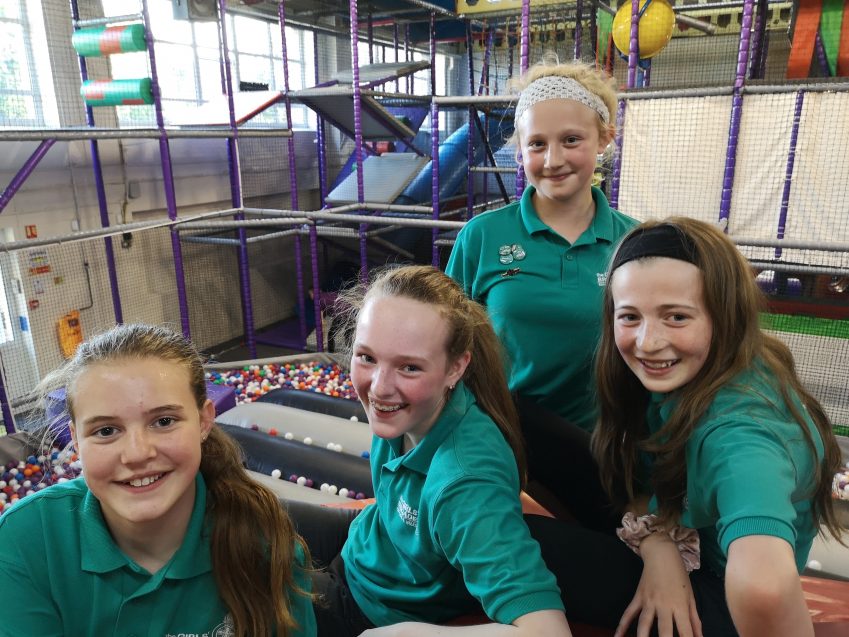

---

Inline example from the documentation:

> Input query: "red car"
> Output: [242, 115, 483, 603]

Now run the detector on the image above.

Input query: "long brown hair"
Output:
[593, 218, 844, 542]
[338, 265, 527, 487]
[41, 323, 309, 637]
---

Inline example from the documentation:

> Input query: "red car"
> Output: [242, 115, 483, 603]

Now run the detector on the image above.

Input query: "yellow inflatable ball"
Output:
[612, 0, 675, 59]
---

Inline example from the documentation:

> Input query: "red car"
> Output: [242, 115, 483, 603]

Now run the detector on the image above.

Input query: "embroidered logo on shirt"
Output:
[165, 613, 234, 637]
[397, 495, 419, 528]
[596, 272, 607, 286]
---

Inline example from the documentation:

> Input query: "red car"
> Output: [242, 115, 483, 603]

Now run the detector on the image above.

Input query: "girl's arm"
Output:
[615, 531, 702, 637]
[725, 535, 813, 637]
[358, 609, 572, 636]
[614, 497, 702, 637]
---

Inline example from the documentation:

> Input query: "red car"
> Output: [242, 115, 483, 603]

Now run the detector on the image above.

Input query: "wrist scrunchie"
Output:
[617, 512, 701, 572]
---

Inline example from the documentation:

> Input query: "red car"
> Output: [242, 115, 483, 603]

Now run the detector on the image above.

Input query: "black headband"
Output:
[610, 224, 698, 272]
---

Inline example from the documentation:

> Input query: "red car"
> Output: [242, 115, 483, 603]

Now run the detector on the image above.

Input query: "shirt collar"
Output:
[386, 382, 473, 475]
[518, 185, 617, 244]
[80, 473, 212, 578]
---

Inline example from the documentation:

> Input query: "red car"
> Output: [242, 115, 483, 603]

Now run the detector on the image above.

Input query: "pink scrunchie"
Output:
[617, 512, 701, 572]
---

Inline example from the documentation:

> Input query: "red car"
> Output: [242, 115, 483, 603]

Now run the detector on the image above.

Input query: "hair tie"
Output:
[514, 75, 610, 126]
[610, 224, 698, 273]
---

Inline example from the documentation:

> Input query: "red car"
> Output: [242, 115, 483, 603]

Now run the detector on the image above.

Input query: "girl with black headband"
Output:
[526, 217, 844, 636]
[446, 59, 636, 531]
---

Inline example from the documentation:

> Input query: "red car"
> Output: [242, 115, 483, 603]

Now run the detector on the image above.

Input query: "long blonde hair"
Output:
[40, 323, 310, 637]
[593, 218, 845, 542]
[338, 265, 527, 487]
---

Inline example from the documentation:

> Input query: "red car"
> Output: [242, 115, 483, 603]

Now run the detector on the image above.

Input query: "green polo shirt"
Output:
[341, 382, 563, 626]
[0, 473, 316, 637]
[644, 365, 823, 576]
[446, 185, 637, 430]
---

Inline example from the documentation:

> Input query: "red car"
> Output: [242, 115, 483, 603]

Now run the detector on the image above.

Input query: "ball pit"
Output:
[0, 448, 83, 516]
[261, 466, 366, 500]
[206, 362, 357, 405]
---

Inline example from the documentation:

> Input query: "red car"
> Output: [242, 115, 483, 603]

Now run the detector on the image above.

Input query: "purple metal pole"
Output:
[480, 27, 494, 204]
[0, 140, 55, 214]
[217, 0, 256, 357]
[627, 0, 641, 89]
[466, 22, 475, 219]
[0, 365, 14, 434]
[141, 0, 190, 335]
[70, 0, 123, 325]
[508, 21, 515, 78]
[478, 24, 492, 95]
[608, 99, 627, 208]
[350, 0, 368, 281]
[279, 2, 313, 351]
[368, 14, 374, 66]
[575, 0, 584, 60]
[394, 23, 400, 93]
[406, 25, 412, 94]
[590, 0, 598, 65]
[718, 0, 755, 226]
[516, 0, 531, 197]
[814, 31, 830, 76]
[775, 91, 805, 258]
[611, 0, 641, 208]
[748, 0, 769, 79]
[430, 12, 440, 266]
[313, 31, 329, 205]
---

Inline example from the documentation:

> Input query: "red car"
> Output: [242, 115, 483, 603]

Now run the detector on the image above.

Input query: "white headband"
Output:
[514, 75, 610, 126]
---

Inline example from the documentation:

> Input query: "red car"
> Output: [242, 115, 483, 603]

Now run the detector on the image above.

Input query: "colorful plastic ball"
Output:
[612, 0, 675, 60]
[303, 437, 313, 446]
[271, 469, 282, 479]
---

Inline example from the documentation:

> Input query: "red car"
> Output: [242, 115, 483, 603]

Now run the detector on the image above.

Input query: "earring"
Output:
[449, 384, 456, 391]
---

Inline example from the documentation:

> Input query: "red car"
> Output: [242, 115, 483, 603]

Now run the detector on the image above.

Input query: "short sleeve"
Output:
[693, 421, 806, 556]
[430, 475, 564, 624]
[0, 509, 64, 636]
[445, 226, 478, 300]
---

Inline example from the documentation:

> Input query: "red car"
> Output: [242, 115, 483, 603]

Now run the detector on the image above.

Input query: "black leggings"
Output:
[516, 394, 620, 533]
[283, 500, 375, 637]
[525, 515, 738, 636]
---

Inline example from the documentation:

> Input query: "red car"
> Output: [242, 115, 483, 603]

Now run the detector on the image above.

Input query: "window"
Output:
[0, 0, 58, 127]
[101, 0, 314, 128]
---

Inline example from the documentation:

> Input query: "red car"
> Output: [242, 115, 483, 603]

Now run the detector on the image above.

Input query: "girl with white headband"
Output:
[446, 60, 636, 530]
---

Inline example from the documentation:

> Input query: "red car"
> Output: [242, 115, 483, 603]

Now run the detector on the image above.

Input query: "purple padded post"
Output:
[776, 91, 805, 258]
[466, 23, 475, 219]
[516, 0, 531, 197]
[71, 0, 124, 325]
[718, 0, 755, 227]
[141, 0, 190, 335]
[349, 0, 368, 281]
[217, 0, 257, 357]
[575, 0, 584, 60]
[430, 12, 440, 267]
[0, 140, 55, 214]
[207, 380, 237, 416]
[279, 1, 309, 349]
